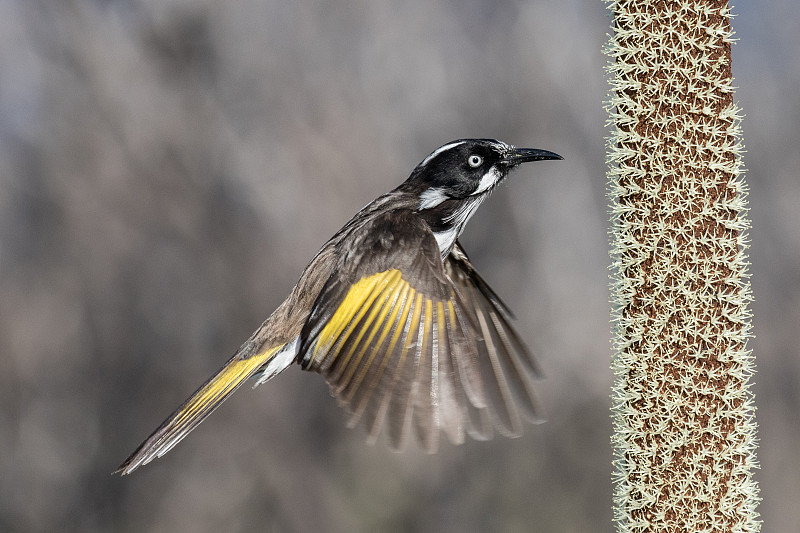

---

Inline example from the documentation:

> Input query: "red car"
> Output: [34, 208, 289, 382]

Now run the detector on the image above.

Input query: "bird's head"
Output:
[397, 138, 562, 256]
[400, 138, 562, 208]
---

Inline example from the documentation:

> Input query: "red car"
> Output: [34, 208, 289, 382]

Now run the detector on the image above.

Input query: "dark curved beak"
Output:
[502, 147, 563, 166]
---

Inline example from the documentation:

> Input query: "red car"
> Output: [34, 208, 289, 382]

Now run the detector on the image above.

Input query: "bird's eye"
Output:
[468, 155, 483, 168]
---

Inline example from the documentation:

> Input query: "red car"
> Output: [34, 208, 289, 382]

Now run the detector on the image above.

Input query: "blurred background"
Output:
[0, 1, 794, 531]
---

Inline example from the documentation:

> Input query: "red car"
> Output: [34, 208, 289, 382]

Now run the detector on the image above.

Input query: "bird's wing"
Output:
[445, 241, 544, 432]
[298, 210, 541, 452]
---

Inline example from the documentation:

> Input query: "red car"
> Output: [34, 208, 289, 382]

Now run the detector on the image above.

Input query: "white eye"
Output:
[468, 154, 483, 168]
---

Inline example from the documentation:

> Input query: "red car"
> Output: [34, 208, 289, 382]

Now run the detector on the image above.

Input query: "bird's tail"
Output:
[115, 343, 288, 475]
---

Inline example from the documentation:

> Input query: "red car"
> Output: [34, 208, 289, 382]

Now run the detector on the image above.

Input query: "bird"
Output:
[115, 138, 561, 475]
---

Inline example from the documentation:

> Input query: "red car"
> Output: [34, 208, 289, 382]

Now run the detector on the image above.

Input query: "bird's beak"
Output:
[502, 147, 563, 166]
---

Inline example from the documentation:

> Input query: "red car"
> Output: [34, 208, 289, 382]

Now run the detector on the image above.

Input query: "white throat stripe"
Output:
[435, 196, 485, 257]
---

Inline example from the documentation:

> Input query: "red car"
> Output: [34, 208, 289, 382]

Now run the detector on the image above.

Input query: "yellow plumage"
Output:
[114, 344, 283, 474]
[312, 269, 404, 365]
[172, 348, 280, 426]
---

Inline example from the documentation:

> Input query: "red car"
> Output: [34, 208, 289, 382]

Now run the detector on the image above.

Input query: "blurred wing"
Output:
[298, 211, 541, 452]
[445, 242, 544, 436]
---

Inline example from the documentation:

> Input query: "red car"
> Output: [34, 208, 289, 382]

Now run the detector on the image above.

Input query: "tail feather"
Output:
[115, 344, 286, 475]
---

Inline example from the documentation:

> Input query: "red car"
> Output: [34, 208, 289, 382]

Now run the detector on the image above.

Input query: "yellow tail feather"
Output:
[115, 344, 284, 475]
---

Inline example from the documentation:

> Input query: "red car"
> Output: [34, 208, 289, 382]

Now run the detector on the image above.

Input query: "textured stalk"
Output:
[605, 1, 760, 531]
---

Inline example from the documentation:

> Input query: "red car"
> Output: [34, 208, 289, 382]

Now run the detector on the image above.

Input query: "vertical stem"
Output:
[605, 1, 760, 531]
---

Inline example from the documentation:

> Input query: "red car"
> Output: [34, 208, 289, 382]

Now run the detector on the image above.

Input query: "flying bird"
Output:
[116, 138, 561, 475]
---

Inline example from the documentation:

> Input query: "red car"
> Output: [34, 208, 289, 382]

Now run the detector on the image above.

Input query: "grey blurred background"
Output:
[0, 1, 793, 531]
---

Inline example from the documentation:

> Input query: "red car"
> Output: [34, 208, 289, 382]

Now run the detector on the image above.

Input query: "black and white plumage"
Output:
[116, 138, 561, 475]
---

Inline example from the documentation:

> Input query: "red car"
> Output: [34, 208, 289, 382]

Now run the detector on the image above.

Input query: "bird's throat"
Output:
[429, 195, 486, 258]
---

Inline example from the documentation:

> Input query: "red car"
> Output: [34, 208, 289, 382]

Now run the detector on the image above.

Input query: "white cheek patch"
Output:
[419, 188, 449, 210]
[474, 167, 501, 195]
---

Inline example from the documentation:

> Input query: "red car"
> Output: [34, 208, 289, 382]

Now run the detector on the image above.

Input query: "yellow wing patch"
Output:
[305, 268, 473, 450]
[311, 269, 406, 365]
